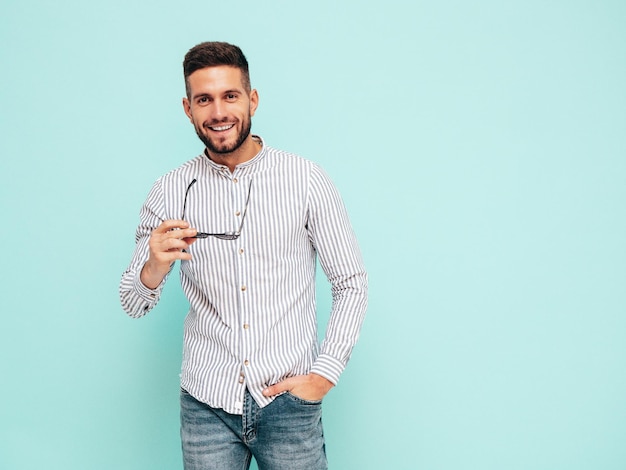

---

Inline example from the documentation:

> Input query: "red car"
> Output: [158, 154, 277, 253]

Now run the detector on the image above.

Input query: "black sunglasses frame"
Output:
[182, 178, 252, 240]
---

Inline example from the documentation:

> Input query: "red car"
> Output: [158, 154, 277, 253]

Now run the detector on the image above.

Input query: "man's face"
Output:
[183, 66, 258, 156]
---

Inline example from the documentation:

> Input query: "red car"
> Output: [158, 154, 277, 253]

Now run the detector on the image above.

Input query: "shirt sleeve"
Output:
[306, 164, 368, 384]
[119, 178, 173, 318]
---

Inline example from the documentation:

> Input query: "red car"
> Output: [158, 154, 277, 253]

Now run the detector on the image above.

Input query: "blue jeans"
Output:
[180, 388, 327, 470]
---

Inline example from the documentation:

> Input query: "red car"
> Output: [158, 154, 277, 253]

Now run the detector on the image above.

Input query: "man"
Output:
[119, 41, 367, 470]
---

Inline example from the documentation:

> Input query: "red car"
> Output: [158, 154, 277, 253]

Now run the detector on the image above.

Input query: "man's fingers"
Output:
[262, 377, 294, 397]
[261, 384, 280, 397]
[152, 224, 197, 249]
[148, 222, 197, 265]
[153, 219, 191, 234]
[262, 374, 333, 400]
[141, 221, 196, 289]
[159, 236, 192, 252]
[168, 227, 198, 240]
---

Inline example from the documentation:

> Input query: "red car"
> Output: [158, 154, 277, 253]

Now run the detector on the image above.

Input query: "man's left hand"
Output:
[262, 373, 334, 401]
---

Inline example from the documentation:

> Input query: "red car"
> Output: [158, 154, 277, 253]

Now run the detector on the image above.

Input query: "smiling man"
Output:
[183, 65, 258, 161]
[120, 42, 367, 470]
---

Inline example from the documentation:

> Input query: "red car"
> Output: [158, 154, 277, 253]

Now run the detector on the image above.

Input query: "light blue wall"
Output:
[1, 1, 625, 469]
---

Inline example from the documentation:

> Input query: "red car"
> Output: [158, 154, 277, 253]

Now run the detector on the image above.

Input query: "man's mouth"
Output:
[208, 124, 235, 132]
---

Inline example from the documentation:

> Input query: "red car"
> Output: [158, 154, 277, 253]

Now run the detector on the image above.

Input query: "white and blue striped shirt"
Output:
[120, 137, 367, 414]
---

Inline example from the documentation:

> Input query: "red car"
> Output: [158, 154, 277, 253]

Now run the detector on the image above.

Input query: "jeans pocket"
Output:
[285, 391, 323, 406]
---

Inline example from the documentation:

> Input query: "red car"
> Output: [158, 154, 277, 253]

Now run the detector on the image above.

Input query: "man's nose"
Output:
[211, 100, 227, 120]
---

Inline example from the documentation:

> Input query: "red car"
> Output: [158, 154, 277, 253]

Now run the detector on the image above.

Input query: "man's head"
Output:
[183, 42, 251, 98]
[182, 42, 259, 163]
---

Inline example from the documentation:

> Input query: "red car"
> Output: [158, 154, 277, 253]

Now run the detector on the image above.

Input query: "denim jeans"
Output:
[180, 388, 327, 470]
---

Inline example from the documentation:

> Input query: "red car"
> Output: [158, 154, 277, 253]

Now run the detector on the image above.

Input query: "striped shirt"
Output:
[119, 137, 367, 414]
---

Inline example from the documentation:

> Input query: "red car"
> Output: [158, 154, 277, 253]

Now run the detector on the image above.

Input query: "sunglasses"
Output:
[182, 178, 252, 240]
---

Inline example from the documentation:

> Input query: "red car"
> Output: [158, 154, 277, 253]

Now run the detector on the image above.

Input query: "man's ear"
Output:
[182, 97, 193, 122]
[249, 89, 259, 117]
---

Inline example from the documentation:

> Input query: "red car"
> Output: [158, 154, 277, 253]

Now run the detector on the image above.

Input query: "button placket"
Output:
[232, 175, 247, 230]
[233, 172, 252, 396]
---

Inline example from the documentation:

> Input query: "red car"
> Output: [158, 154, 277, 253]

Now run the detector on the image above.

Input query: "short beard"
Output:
[195, 118, 252, 155]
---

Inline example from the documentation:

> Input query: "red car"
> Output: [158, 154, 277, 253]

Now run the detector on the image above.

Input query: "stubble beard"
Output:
[195, 117, 252, 155]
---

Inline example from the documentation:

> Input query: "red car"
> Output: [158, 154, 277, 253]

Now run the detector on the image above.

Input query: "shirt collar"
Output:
[201, 135, 267, 176]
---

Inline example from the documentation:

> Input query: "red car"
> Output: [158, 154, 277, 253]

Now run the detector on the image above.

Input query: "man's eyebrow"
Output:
[192, 92, 212, 100]
[192, 89, 243, 100]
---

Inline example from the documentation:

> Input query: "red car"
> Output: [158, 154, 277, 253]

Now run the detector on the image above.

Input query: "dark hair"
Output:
[183, 42, 251, 97]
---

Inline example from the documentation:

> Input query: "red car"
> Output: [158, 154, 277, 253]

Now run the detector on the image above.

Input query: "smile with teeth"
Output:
[208, 124, 235, 132]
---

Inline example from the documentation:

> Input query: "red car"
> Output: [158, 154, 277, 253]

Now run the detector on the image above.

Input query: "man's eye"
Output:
[197, 97, 209, 104]
[226, 94, 237, 101]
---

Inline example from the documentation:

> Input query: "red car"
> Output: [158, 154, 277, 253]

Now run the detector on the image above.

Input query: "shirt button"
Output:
[243, 323, 249, 329]
[235, 210, 241, 216]
[244, 360, 250, 366]
[241, 285, 247, 291]
[239, 248, 244, 254]
[233, 178, 239, 183]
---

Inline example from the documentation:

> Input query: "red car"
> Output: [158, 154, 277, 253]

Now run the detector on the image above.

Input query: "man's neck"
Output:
[206, 135, 261, 172]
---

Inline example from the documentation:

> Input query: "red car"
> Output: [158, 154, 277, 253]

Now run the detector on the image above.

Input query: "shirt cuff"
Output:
[133, 274, 162, 304]
[310, 353, 345, 386]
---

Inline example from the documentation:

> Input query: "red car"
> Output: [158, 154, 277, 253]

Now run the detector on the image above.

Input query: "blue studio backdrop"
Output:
[1, 1, 625, 469]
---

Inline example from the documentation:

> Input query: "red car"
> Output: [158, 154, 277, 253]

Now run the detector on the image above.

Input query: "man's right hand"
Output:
[140, 220, 198, 289]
